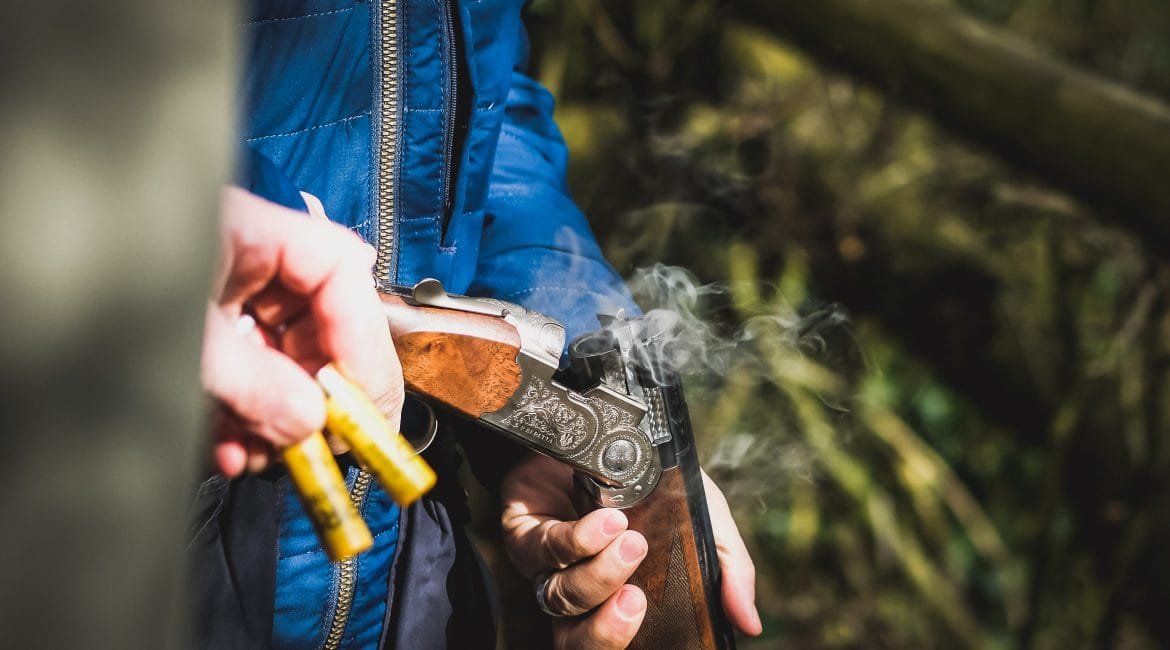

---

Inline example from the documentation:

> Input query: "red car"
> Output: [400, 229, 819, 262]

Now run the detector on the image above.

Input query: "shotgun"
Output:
[381, 279, 736, 650]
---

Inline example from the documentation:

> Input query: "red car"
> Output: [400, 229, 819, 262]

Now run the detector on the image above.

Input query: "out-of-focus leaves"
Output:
[480, 2, 1170, 648]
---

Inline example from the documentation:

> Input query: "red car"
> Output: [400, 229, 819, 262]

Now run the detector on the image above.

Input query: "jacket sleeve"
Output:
[467, 71, 638, 344]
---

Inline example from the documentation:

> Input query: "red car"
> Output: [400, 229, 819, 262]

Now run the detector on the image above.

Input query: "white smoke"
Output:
[620, 264, 852, 495]
[623, 263, 854, 385]
[624, 264, 736, 379]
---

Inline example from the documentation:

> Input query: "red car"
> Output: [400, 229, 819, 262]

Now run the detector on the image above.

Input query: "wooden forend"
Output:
[625, 466, 719, 650]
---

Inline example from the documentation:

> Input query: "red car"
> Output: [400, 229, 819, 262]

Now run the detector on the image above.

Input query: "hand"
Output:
[201, 187, 403, 477]
[500, 454, 761, 648]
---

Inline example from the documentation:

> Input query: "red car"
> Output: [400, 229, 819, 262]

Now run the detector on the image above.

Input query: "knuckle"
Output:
[335, 242, 378, 281]
[550, 624, 576, 650]
[222, 204, 270, 256]
[228, 230, 267, 274]
[592, 626, 628, 649]
[327, 224, 370, 256]
[250, 421, 285, 447]
[547, 574, 592, 617]
[544, 545, 573, 571]
[720, 540, 757, 582]
[372, 388, 404, 425]
[501, 523, 527, 553]
[584, 612, 633, 650]
[570, 525, 599, 558]
[356, 241, 377, 267]
[542, 524, 577, 569]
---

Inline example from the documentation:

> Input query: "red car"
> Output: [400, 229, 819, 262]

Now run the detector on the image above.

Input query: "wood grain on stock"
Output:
[625, 466, 718, 650]
[379, 293, 522, 418]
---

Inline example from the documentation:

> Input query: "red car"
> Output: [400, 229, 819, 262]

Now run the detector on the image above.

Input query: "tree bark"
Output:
[735, 0, 1170, 247]
[0, 0, 231, 646]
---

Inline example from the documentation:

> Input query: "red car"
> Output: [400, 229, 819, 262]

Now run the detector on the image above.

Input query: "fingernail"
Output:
[751, 607, 762, 632]
[234, 314, 257, 336]
[619, 534, 647, 564]
[602, 511, 627, 537]
[616, 588, 644, 620]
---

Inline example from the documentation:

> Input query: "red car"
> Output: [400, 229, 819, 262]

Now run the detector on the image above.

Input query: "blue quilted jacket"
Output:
[188, 0, 636, 648]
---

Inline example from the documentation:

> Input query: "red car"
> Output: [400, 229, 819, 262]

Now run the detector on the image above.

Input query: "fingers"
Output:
[202, 187, 405, 486]
[500, 454, 647, 642]
[216, 187, 374, 308]
[541, 509, 631, 570]
[703, 470, 762, 636]
[214, 432, 248, 476]
[552, 585, 646, 650]
[500, 454, 582, 578]
[244, 435, 276, 474]
[500, 453, 649, 623]
[542, 529, 647, 617]
[308, 247, 402, 426]
[217, 187, 403, 427]
[504, 500, 628, 578]
[501, 453, 578, 523]
[501, 450, 761, 638]
[202, 304, 325, 448]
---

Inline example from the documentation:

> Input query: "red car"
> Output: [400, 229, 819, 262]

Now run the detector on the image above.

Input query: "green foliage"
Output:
[509, 1, 1170, 647]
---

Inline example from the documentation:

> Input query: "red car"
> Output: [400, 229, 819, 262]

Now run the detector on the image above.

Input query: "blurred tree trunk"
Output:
[735, 0, 1170, 249]
[0, 1, 231, 646]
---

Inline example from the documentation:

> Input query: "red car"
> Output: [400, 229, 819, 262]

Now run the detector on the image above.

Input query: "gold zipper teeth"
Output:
[374, 0, 400, 289]
[323, 2, 399, 645]
[323, 470, 375, 650]
[321, 0, 399, 645]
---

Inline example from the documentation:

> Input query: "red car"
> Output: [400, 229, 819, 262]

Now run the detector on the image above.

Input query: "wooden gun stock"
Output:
[380, 293, 522, 418]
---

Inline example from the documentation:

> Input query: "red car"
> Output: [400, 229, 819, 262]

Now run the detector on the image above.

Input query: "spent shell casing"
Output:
[317, 364, 437, 506]
[281, 431, 374, 561]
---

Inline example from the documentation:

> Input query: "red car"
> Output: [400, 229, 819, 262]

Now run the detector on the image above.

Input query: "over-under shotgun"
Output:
[381, 279, 736, 650]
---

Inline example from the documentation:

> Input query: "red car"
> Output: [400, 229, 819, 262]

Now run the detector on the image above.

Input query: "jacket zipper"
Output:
[321, 0, 402, 644]
[374, 0, 402, 289]
[439, 0, 459, 234]
[323, 470, 374, 650]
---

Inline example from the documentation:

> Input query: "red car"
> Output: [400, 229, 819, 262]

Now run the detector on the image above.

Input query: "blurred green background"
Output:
[472, 1, 1170, 648]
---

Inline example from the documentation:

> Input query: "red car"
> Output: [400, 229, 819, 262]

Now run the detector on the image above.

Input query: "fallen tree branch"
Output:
[735, 0, 1170, 247]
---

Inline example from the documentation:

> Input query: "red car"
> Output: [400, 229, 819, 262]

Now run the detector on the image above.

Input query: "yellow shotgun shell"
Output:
[281, 431, 374, 562]
[317, 364, 437, 506]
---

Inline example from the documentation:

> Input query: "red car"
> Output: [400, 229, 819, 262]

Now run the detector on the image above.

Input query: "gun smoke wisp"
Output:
[611, 264, 858, 493]
[622, 264, 854, 385]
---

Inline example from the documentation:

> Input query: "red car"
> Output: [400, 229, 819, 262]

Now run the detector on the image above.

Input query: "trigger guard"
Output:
[400, 394, 438, 455]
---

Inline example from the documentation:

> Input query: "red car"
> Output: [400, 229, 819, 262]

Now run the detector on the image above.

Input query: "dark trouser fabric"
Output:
[189, 427, 501, 649]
